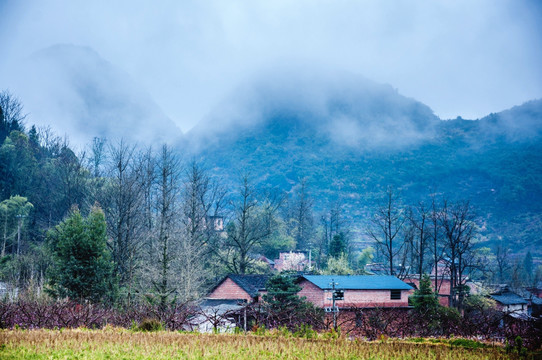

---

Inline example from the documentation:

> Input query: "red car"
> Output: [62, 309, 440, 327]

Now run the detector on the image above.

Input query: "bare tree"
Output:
[102, 140, 147, 304]
[0, 90, 26, 140]
[138, 147, 156, 261]
[178, 160, 225, 301]
[315, 199, 348, 268]
[494, 242, 511, 284]
[90, 137, 107, 178]
[223, 175, 277, 274]
[367, 186, 409, 278]
[440, 199, 477, 308]
[428, 195, 447, 292]
[152, 145, 182, 310]
[55, 145, 88, 211]
[290, 178, 314, 251]
[408, 202, 431, 280]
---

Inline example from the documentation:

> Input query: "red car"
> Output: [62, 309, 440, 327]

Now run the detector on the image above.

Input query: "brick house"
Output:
[297, 275, 413, 308]
[207, 275, 270, 303]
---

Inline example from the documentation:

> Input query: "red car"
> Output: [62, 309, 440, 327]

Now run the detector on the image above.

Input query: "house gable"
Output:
[207, 277, 253, 302]
[207, 274, 270, 303]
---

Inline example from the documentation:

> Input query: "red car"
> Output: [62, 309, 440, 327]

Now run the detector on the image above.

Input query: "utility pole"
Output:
[328, 279, 343, 331]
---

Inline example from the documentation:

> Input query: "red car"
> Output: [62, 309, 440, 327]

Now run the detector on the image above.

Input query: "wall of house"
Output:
[496, 303, 527, 315]
[207, 278, 253, 302]
[334, 289, 410, 308]
[297, 280, 325, 307]
[297, 280, 410, 308]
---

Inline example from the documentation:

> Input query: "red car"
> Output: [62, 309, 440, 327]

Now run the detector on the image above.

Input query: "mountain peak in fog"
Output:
[188, 68, 439, 151]
[7, 44, 183, 146]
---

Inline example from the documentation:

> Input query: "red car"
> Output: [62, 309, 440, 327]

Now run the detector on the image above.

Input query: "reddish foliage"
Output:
[0, 299, 197, 331]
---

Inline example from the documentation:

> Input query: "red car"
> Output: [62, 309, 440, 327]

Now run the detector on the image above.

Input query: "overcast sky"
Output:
[1, 0, 541, 132]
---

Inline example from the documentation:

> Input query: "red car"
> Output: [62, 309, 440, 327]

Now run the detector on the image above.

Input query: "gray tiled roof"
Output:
[489, 292, 528, 305]
[228, 274, 270, 297]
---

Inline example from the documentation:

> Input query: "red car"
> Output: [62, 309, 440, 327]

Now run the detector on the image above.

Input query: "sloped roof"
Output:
[226, 274, 270, 298]
[489, 292, 528, 305]
[301, 275, 413, 290]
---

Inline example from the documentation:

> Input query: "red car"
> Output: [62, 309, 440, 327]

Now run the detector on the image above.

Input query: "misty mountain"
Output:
[5, 44, 183, 146]
[186, 73, 542, 253]
[189, 70, 438, 152]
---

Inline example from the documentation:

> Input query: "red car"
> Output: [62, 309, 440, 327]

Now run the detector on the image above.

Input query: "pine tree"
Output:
[263, 275, 303, 312]
[328, 232, 347, 258]
[410, 274, 439, 315]
[47, 206, 115, 303]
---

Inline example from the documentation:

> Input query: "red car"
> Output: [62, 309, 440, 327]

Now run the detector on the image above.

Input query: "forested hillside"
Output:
[1, 76, 541, 304]
[186, 74, 542, 254]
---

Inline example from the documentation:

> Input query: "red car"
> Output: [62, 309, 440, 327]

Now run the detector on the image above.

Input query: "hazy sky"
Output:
[1, 0, 541, 132]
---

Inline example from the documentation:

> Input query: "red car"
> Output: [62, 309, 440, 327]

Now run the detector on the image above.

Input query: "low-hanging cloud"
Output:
[186, 66, 439, 152]
[1, 0, 541, 135]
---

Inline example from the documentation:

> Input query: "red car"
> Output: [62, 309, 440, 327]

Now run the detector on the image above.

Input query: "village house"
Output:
[488, 287, 529, 318]
[297, 275, 413, 308]
[206, 274, 413, 309]
[206, 274, 270, 303]
[195, 299, 247, 333]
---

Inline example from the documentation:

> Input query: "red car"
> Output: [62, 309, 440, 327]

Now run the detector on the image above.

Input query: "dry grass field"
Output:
[0, 327, 525, 359]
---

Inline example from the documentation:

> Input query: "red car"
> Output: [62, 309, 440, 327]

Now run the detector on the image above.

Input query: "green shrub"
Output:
[449, 338, 486, 349]
[136, 318, 163, 332]
[294, 324, 317, 339]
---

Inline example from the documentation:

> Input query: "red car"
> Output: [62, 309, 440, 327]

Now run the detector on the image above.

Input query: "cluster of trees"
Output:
[0, 91, 356, 305]
[368, 186, 542, 307]
[367, 187, 482, 308]
[1, 91, 540, 308]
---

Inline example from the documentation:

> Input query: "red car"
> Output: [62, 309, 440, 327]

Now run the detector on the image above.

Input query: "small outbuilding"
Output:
[489, 290, 529, 317]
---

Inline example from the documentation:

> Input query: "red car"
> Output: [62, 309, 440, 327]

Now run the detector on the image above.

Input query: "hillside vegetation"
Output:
[186, 73, 542, 253]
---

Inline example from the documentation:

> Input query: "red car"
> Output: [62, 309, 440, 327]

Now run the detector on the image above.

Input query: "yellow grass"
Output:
[0, 328, 519, 359]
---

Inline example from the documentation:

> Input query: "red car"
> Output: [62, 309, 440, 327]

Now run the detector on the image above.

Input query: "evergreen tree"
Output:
[410, 274, 439, 315]
[47, 205, 115, 303]
[328, 232, 347, 258]
[263, 274, 303, 313]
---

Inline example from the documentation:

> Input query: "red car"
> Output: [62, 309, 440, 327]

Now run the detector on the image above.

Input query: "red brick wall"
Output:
[207, 278, 253, 302]
[297, 279, 325, 307]
[336, 289, 409, 308]
[297, 280, 410, 308]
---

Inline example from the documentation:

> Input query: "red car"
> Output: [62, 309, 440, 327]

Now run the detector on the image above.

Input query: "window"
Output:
[390, 290, 401, 300]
